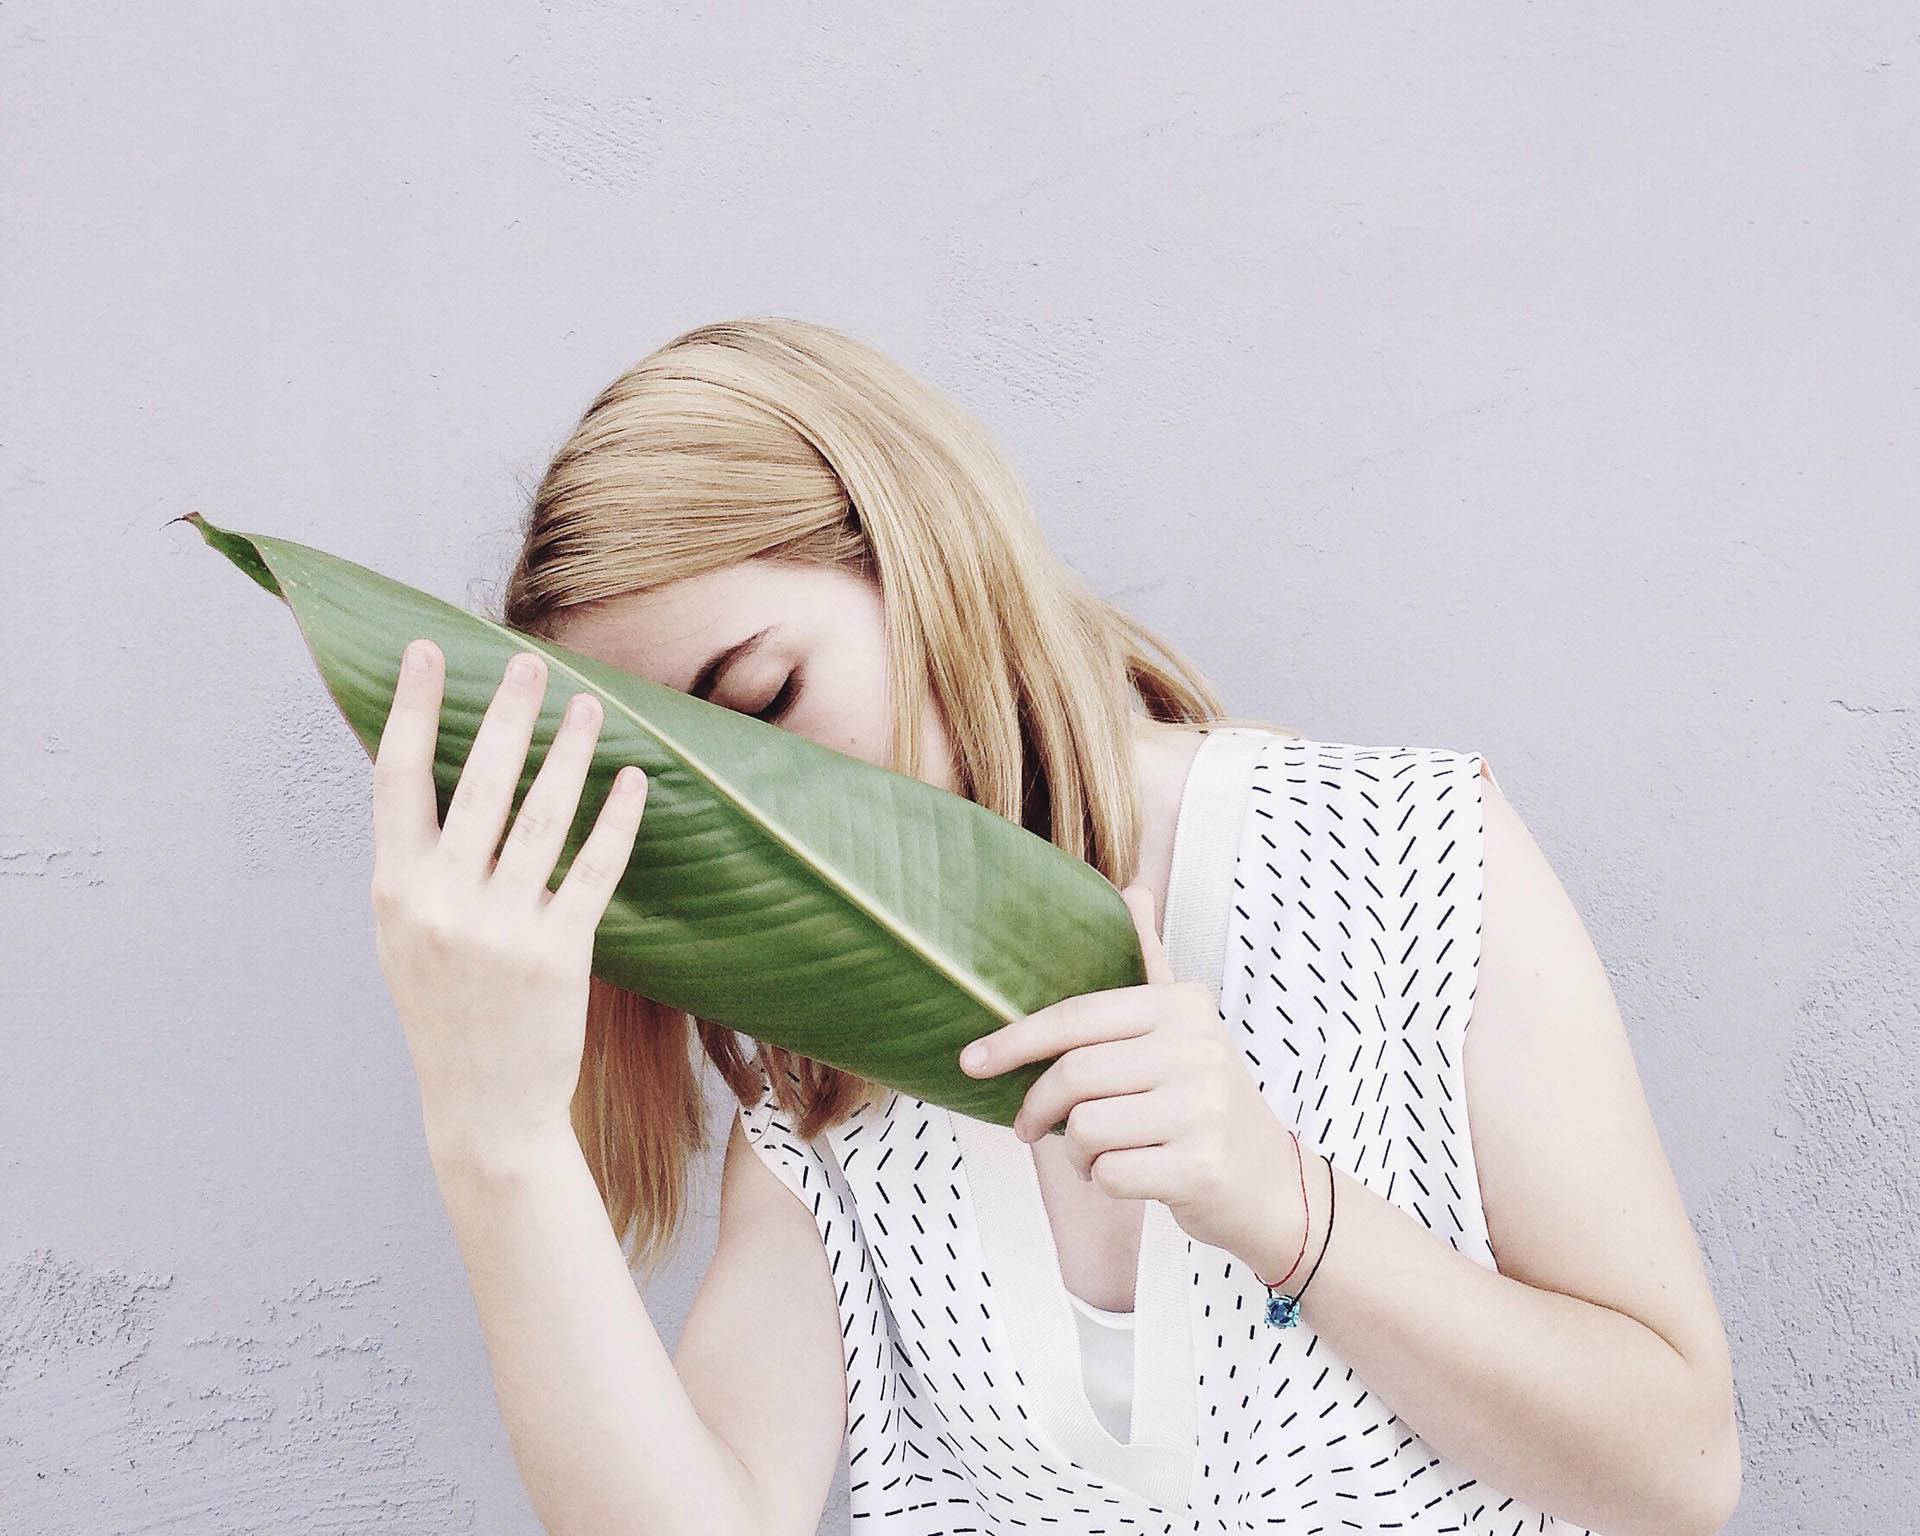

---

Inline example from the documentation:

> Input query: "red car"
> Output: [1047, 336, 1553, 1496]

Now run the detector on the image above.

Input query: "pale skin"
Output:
[372, 554, 1740, 1536]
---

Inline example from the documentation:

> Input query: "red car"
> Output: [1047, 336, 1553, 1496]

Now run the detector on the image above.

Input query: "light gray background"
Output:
[4, 5, 1914, 1533]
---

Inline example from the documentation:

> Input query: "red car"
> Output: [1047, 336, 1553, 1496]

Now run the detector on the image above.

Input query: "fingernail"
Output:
[509, 652, 541, 684]
[406, 640, 431, 672]
[960, 1043, 987, 1072]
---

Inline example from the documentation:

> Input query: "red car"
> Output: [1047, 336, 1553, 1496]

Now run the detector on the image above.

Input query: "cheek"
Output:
[919, 693, 960, 793]
[802, 654, 954, 789]
[799, 652, 895, 768]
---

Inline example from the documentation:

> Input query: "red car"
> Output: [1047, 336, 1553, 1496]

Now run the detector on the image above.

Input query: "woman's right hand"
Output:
[368, 638, 648, 1165]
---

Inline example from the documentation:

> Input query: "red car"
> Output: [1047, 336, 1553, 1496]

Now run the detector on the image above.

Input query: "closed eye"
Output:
[751, 670, 801, 723]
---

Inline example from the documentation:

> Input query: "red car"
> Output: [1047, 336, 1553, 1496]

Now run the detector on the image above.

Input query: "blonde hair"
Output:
[496, 316, 1298, 1277]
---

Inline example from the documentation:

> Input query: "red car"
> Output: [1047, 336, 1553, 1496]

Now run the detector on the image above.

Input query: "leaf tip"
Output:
[179, 511, 285, 601]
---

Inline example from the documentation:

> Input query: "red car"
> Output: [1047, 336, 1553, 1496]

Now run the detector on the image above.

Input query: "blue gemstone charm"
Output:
[1265, 1291, 1300, 1328]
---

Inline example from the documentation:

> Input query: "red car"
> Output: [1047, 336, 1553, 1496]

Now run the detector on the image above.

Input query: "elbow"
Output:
[1606, 1352, 1741, 1536]
[1665, 1369, 1743, 1536]
[1687, 1417, 1743, 1536]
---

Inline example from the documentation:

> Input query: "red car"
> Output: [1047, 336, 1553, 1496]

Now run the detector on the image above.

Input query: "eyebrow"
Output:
[689, 624, 775, 701]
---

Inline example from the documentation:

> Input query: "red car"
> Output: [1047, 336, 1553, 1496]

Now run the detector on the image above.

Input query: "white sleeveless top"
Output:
[738, 730, 1595, 1534]
[1066, 1290, 1134, 1444]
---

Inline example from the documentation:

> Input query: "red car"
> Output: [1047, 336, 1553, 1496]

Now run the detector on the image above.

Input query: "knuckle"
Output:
[569, 849, 615, 888]
[481, 913, 555, 970]
[1193, 1137, 1227, 1190]
[1192, 1032, 1230, 1072]
[515, 934, 577, 984]
[410, 899, 468, 946]
[371, 754, 409, 793]
[503, 925, 568, 983]
[368, 870, 406, 917]
[1166, 1160, 1195, 1204]
[510, 803, 556, 846]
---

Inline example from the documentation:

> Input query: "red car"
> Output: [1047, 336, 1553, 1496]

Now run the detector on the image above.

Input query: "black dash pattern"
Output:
[739, 736, 1593, 1535]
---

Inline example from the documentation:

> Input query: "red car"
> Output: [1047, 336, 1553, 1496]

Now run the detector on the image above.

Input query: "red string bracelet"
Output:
[1256, 1128, 1311, 1295]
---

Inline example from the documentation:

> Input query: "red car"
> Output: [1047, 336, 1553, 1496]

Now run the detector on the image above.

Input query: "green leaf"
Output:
[178, 512, 1145, 1127]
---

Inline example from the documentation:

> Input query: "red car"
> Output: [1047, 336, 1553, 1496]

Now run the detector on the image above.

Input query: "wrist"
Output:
[422, 1102, 582, 1191]
[1247, 1142, 1331, 1292]
[1293, 1154, 1335, 1297]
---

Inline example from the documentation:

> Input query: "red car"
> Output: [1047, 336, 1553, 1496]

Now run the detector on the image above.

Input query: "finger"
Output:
[547, 765, 648, 929]
[1085, 1141, 1175, 1200]
[1013, 1032, 1171, 1142]
[1058, 1090, 1176, 1180]
[1122, 883, 1176, 986]
[438, 650, 551, 874]
[958, 986, 1158, 1079]
[370, 638, 445, 869]
[490, 689, 605, 894]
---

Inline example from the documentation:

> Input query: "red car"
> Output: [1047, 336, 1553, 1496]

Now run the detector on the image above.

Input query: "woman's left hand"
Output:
[958, 884, 1310, 1277]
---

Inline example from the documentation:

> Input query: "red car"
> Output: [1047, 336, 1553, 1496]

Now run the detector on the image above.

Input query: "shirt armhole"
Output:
[737, 1065, 821, 1212]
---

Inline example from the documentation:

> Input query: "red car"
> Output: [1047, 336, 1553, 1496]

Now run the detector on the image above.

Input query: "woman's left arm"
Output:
[1250, 760, 1742, 1536]
[962, 760, 1741, 1536]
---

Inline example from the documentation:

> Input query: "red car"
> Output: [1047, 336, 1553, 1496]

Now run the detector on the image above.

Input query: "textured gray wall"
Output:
[3, 4, 1913, 1532]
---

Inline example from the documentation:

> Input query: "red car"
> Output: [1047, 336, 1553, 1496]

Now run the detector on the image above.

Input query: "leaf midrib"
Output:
[281, 551, 1026, 1028]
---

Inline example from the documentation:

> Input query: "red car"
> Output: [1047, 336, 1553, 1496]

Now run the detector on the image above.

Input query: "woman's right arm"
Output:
[430, 1121, 757, 1536]
[428, 1108, 845, 1536]
[369, 638, 841, 1536]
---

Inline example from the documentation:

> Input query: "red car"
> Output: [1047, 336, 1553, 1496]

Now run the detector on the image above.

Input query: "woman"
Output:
[369, 317, 1740, 1536]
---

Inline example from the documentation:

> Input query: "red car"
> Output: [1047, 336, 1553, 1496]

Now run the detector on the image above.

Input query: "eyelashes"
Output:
[750, 669, 801, 723]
